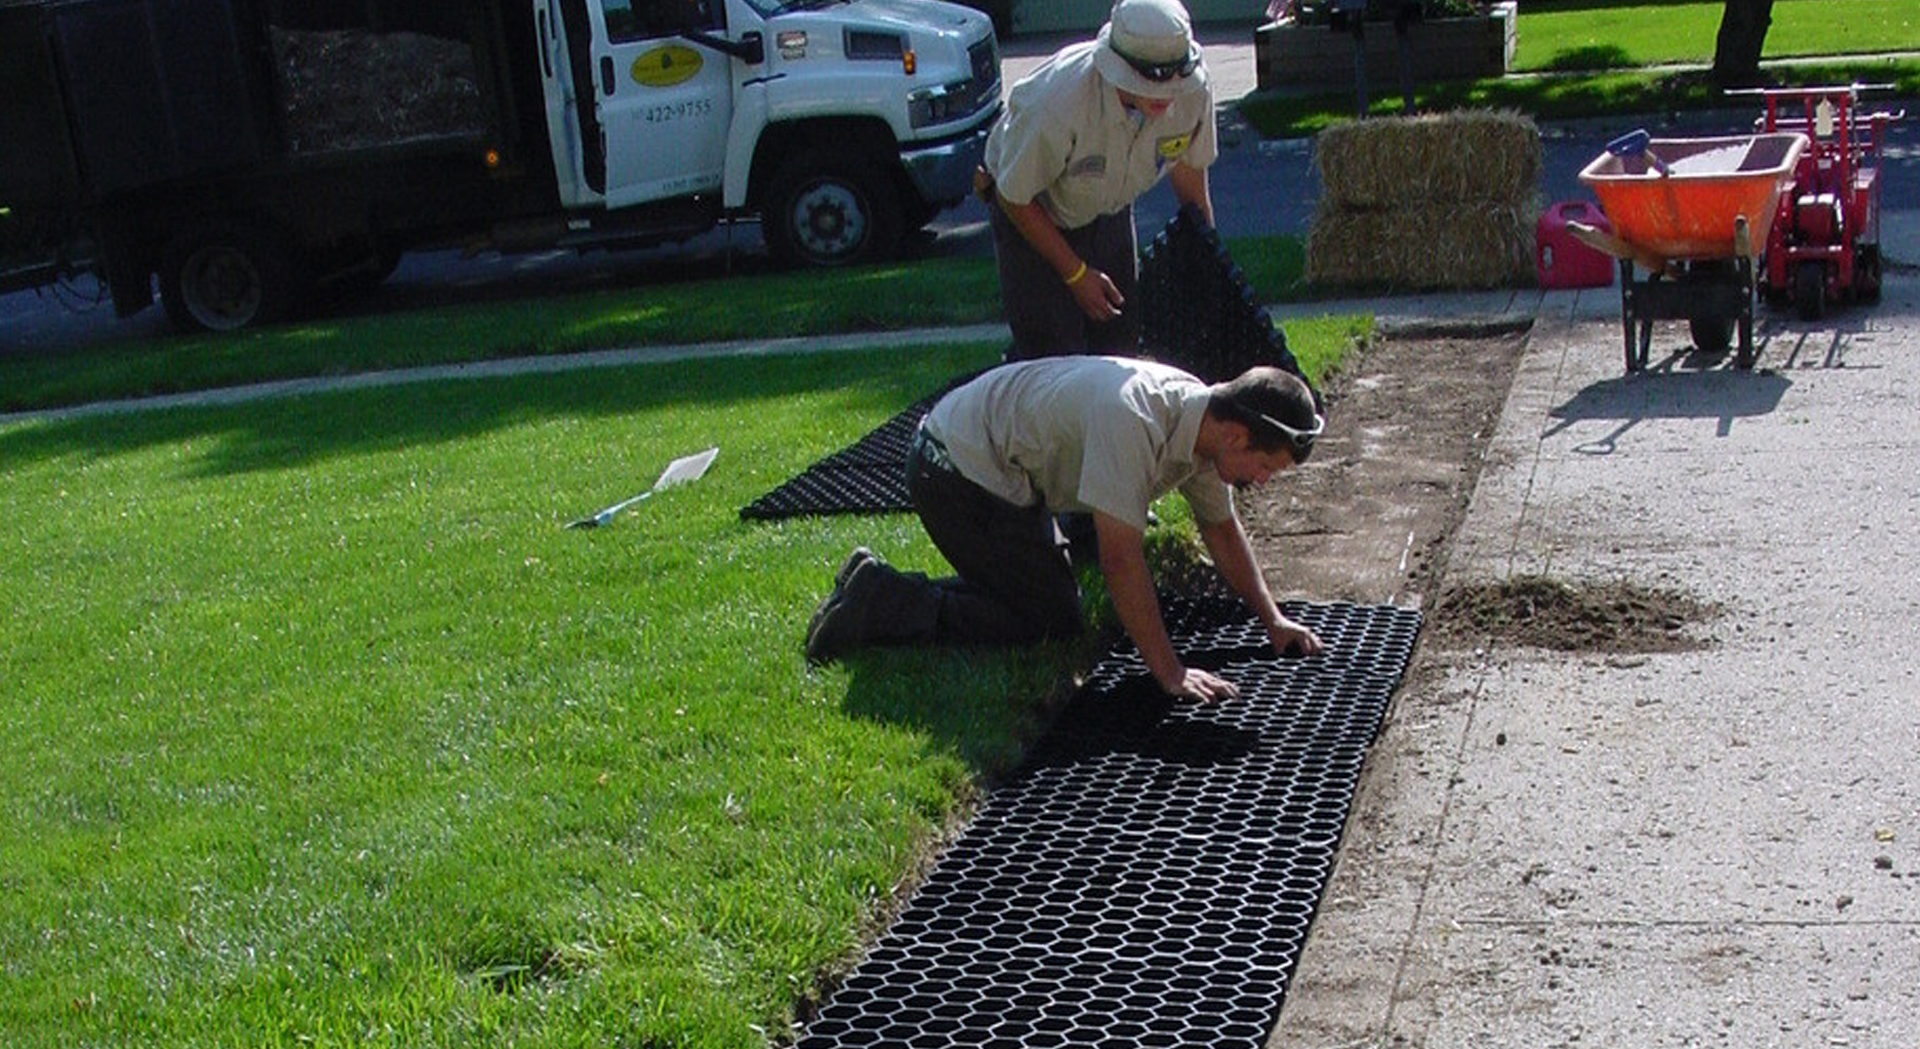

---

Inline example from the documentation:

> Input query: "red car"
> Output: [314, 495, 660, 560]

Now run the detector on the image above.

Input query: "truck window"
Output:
[600, 0, 716, 44]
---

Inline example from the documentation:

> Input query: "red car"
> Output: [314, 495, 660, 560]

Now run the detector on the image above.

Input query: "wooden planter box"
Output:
[1255, 1, 1513, 91]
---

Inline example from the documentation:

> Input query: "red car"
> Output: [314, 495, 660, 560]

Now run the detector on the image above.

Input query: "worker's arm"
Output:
[997, 195, 1125, 322]
[1166, 161, 1214, 227]
[1094, 511, 1239, 700]
[1199, 514, 1323, 658]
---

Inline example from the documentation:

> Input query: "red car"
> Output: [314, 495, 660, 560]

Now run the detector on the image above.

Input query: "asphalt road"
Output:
[4, 58, 1916, 360]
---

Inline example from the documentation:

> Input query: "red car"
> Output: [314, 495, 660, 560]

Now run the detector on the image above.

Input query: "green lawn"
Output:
[1241, 0, 1920, 138]
[1515, 0, 1920, 72]
[0, 319, 1362, 1047]
[1, 237, 1308, 416]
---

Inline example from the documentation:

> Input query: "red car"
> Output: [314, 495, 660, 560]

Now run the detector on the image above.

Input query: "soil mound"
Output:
[1428, 575, 1721, 653]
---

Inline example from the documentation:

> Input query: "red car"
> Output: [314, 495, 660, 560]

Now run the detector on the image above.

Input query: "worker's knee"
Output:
[1024, 589, 1084, 643]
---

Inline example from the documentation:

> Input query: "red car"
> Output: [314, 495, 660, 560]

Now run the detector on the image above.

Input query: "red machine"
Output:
[1741, 84, 1905, 319]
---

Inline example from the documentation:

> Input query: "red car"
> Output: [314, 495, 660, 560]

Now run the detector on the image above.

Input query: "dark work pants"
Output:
[871, 428, 1082, 647]
[989, 201, 1139, 361]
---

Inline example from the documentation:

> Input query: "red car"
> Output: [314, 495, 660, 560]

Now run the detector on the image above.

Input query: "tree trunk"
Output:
[1711, 0, 1775, 87]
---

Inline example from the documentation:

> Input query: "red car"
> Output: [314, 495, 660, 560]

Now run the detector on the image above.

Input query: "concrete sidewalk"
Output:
[1272, 269, 1920, 1046]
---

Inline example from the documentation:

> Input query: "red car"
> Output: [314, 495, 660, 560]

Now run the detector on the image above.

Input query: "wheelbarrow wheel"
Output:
[1794, 260, 1827, 321]
[1689, 316, 1734, 355]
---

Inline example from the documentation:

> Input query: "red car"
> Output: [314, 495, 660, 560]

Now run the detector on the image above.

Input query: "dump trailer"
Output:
[0, 0, 1000, 332]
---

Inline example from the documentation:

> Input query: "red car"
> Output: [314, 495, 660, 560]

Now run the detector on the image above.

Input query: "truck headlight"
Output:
[908, 80, 978, 129]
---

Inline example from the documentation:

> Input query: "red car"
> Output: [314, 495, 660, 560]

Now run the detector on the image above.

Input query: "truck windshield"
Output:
[745, 0, 848, 15]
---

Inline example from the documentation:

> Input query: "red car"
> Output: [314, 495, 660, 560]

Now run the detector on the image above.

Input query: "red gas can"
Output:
[1535, 200, 1617, 289]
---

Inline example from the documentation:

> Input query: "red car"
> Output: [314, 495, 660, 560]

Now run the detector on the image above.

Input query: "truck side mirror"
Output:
[681, 29, 763, 65]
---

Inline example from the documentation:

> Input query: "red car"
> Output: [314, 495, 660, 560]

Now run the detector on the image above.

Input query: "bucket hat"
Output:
[1092, 0, 1206, 100]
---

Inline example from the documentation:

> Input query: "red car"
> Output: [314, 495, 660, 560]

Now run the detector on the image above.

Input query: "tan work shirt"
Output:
[982, 40, 1217, 232]
[923, 356, 1235, 533]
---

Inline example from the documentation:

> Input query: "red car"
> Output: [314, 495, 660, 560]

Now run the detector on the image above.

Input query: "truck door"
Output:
[542, 0, 608, 200]
[587, 0, 733, 208]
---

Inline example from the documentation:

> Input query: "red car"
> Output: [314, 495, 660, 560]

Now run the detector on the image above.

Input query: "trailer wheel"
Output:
[1855, 244, 1882, 305]
[161, 225, 305, 333]
[762, 152, 902, 268]
[1793, 260, 1827, 322]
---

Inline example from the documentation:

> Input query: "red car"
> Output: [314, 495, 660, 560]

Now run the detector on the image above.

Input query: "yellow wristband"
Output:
[1064, 261, 1089, 286]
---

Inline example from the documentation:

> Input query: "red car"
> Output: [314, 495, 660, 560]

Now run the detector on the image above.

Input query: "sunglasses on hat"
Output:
[1255, 411, 1324, 457]
[1114, 46, 1200, 83]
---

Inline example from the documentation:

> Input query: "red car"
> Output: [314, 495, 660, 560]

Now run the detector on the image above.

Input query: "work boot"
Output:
[805, 559, 886, 665]
[805, 548, 871, 655]
[834, 546, 875, 590]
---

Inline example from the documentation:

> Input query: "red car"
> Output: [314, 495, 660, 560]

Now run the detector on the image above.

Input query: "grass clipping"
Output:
[1307, 110, 1542, 290]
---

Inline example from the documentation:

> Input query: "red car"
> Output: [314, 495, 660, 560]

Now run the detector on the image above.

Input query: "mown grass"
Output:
[1, 237, 1307, 417]
[1514, 0, 1920, 73]
[0, 316, 1362, 1048]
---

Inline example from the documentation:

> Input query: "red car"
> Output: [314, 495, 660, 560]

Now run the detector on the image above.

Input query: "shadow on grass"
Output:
[835, 641, 1086, 782]
[824, 530, 1233, 782]
[1542, 44, 1633, 72]
[833, 632, 1267, 788]
[1239, 61, 1918, 139]
[0, 343, 998, 480]
[1515, 0, 1659, 11]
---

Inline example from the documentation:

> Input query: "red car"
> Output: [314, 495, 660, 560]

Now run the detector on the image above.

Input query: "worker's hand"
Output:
[1160, 665, 1240, 702]
[1267, 615, 1324, 658]
[1069, 267, 1125, 322]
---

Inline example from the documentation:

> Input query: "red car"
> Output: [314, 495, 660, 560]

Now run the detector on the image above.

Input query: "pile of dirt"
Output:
[1427, 574, 1722, 653]
[272, 27, 486, 153]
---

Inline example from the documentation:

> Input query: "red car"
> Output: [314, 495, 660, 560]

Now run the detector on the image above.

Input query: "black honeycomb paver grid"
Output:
[796, 593, 1423, 1049]
[739, 383, 957, 520]
[1137, 206, 1321, 409]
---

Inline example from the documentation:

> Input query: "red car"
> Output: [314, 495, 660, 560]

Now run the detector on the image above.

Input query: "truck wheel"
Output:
[763, 153, 902, 268]
[160, 225, 305, 333]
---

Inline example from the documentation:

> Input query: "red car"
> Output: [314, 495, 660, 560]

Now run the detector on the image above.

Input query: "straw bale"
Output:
[1315, 110, 1540, 210]
[1305, 198, 1538, 289]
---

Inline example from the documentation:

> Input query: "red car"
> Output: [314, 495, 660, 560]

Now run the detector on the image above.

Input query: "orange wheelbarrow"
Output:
[1572, 129, 1809, 372]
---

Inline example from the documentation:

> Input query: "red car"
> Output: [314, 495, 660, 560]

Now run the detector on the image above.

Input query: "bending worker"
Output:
[980, 0, 1218, 360]
[804, 357, 1325, 701]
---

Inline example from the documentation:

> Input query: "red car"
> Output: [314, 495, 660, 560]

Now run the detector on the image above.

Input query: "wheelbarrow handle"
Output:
[1606, 128, 1670, 175]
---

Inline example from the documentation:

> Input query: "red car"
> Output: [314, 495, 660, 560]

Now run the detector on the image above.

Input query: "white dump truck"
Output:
[0, 0, 1001, 331]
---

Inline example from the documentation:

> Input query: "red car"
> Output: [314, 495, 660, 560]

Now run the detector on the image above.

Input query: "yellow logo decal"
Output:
[631, 45, 704, 88]
[1156, 134, 1191, 160]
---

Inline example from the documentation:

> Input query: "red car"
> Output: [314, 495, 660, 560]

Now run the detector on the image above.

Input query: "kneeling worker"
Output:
[804, 357, 1324, 701]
